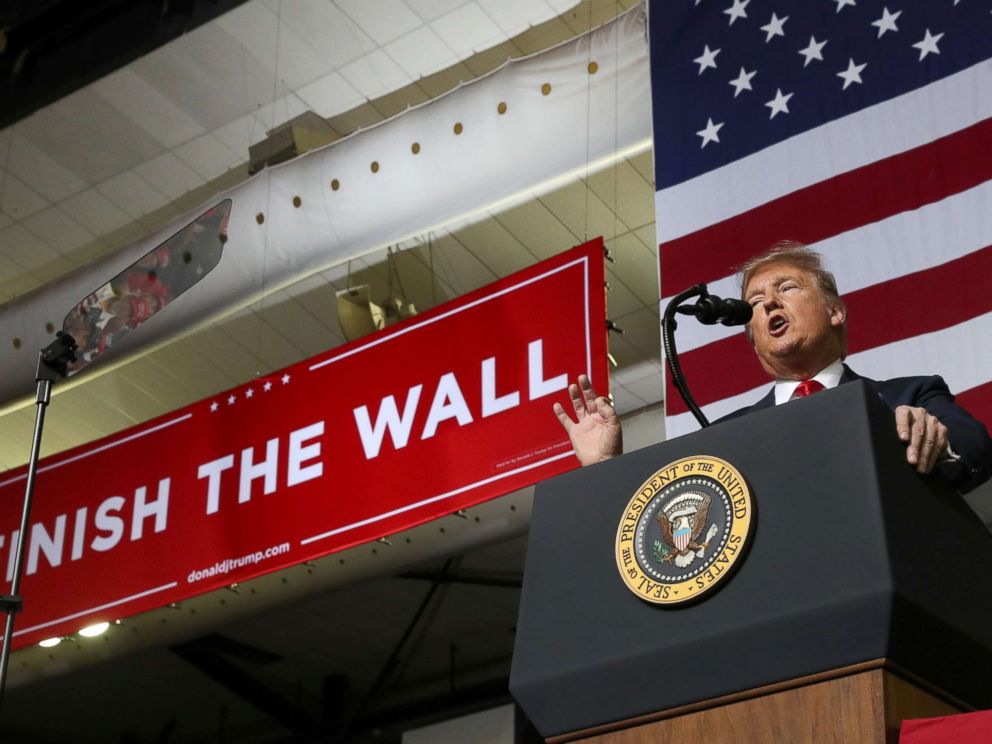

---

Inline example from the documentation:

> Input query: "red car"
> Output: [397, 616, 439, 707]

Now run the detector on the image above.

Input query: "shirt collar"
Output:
[774, 359, 844, 406]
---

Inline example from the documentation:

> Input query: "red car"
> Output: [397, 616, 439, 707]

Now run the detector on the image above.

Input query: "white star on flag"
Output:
[729, 67, 756, 97]
[912, 29, 944, 61]
[245, 388, 254, 399]
[696, 117, 724, 148]
[227, 394, 236, 405]
[871, 7, 901, 38]
[833, 0, 856, 12]
[765, 88, 793, 118]
[693, 45, 720, 74]
[263, 381, 273, 392]
[760, 13, 788, 42]
[282, 374, 291, 384]
[210, 401, 219, 412]
[798, 36, 827, 66]
[837, 58, 866, 89]
[723, 0, 749, 25]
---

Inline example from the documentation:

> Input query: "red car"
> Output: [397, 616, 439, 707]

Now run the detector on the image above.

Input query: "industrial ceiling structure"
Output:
[0, 1, 666, 742]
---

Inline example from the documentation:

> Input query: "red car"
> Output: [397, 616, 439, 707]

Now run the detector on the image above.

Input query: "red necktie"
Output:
[793, 379, 825, 399]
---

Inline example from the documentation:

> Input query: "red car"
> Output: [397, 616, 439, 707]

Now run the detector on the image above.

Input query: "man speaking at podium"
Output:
[555, 243, 992, 494]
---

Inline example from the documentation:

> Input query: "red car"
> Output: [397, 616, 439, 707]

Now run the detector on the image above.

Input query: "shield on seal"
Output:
[673, 526, 691, 552]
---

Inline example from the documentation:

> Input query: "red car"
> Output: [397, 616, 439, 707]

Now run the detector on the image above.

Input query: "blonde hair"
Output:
[739, 241, 840, 301]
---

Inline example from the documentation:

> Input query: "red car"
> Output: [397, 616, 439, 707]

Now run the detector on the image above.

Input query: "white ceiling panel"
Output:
[449, 218, 536, 277]
[92, 68, 207, 149]
[38, 90, 166, 182]
[211, 113, 269, 159]
[173, 133, 243, 181]
[546, 0, 581, 11]
[609, 380, 647, 415]
[4, 131, 88, 203]
[131, 28, 291, 131]
[608, 230, 658, 307]
[622, 370, 663, 405]
[337, 0, 423, 46]
[604, 266, 644, 317]
[405, 0, 471, 23]
[59, 187, 135, 237]
[586, 160, 655, 234]
[133, 152, 207, 202]
[384, 26, 458, 79]
[493, 198, 577, 260]
[612, 357, 664, 387]
[216, 1, 332, 92]
[0, 172, 49, 221]
[297, 72, 366, 119]
[276, 0, 378, 69]
[431, 4, 505, 57]
[22, 206, 94, 255]
[254, 93, 310, 132]
[340, 49, 412, 100]
[0, 223, 58, 271]
[95, 171, 169, 220]
[477, 0, 555, 37]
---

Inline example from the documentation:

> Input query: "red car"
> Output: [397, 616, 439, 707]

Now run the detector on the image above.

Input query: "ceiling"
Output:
[0, 1, 661, 742]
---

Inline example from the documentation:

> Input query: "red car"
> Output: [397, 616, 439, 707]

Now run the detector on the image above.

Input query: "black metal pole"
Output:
[662, 284, 711, 429]
[0, 379, 52, 709]
[0, 332, 76, 713]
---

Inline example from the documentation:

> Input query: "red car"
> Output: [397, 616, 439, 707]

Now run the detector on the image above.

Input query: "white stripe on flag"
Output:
[656, 60, 992, 243]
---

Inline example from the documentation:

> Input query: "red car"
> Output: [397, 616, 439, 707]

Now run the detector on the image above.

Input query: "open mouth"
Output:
[768, 315, 788, 336]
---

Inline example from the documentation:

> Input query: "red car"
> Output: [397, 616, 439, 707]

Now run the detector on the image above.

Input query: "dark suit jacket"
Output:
[718, 365, 992, 494]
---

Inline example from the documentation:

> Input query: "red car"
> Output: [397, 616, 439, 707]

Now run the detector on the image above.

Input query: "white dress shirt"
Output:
[773, 359, 845, 406]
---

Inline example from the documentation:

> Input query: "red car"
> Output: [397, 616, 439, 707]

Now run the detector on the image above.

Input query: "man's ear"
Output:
[829, 300, 846, 328]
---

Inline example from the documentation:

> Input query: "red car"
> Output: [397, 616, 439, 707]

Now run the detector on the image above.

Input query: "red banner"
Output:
[0, 240, 607, 649]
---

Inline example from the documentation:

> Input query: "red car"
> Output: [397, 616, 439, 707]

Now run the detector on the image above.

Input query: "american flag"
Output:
[649, 0, 992, 438]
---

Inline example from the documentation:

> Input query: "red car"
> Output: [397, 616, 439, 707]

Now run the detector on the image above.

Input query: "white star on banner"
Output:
[723, 0, 749, 25]
[765, 88, 793, 118]
[696, 118, 724, 148]
[693, 45, 720, 74]
[871, 7, 901, 38]
[263, 381, 272, 392]
[245, 388, 254, 399]
[210, 401, 219, 412]
[729, 67, 756, 96]
[912, 29, 944, 60]
[227, 394, 236, 405]
[282, 374, 291, 384]
[837, 58, 866, 89]
[760, 13, 788, 42]
[798, 36, 827, 66]
[834, 0, 856, 12]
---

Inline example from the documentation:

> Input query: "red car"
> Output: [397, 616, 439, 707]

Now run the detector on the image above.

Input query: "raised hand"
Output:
[553, 374, 623, 466]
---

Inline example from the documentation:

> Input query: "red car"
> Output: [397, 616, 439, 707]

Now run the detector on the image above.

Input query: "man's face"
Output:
[744, 262, 846, 380]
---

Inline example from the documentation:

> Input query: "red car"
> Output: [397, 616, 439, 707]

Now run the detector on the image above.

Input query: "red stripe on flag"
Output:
[659, 117, 992, 298]
[956, 381, 992, 432]
[666, 245, 992, 415]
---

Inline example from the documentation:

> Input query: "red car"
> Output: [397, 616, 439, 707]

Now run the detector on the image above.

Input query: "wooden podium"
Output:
[509, 382, 992, 743]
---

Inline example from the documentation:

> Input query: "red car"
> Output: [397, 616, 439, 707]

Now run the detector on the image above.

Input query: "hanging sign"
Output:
[0, 240, 607, 649]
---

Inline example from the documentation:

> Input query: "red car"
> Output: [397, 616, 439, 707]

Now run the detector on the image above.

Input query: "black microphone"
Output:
[678, 293, 753, 326]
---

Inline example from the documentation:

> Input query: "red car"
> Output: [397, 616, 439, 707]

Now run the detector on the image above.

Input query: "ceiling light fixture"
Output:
[78, 622, 110, 638]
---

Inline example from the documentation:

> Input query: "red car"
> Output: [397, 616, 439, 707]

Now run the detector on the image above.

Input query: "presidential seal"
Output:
[615, 455, 754, 605]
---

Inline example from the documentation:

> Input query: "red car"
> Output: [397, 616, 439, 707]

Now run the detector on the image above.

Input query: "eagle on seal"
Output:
[656, 493, 714, 567]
